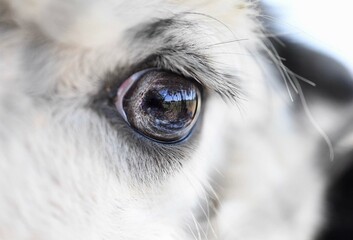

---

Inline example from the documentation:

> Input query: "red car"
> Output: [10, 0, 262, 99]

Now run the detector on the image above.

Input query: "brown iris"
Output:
[115, 69, 201, 143]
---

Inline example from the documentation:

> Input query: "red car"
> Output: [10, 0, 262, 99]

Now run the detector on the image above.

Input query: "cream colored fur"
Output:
[0, 1, 325, 239]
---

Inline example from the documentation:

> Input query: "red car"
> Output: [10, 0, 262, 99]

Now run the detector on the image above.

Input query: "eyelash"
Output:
[92, 66, 205, 147]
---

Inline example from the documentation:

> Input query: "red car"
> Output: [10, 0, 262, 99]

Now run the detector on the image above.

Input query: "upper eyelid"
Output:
[129, 15, 242, 100]
[100, 54, 206, 98]
[100, 30, 240, 103]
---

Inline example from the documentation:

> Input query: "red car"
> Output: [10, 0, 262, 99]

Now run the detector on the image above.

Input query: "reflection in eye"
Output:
[115, 69, 202, 143]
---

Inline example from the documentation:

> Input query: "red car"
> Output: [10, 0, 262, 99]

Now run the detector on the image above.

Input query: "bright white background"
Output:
[265, 0, 353, 75]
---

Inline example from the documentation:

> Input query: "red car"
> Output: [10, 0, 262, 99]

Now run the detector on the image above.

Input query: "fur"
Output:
[0, 0, 346, 239]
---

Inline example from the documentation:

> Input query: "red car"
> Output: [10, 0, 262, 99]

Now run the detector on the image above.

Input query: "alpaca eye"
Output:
[115, 69, 201, 143]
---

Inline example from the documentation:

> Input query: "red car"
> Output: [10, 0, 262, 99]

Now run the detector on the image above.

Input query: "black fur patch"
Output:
[317, 150, 353, 240]
[271, 37, 353, 103]
[271, 36, 353, 240]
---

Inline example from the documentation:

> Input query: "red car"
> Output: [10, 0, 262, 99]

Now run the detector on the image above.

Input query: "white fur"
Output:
[0, 1, 326, 239]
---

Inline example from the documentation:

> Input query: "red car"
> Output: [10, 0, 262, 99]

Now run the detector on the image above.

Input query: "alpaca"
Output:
[0, 1, 351, 239]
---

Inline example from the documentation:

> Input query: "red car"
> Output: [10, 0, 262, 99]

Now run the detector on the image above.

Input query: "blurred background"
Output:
[264, 1, 353, 239]
[265, 0, 353, 74]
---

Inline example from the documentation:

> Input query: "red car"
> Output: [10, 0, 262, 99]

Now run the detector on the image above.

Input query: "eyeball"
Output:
[115, 69, 202, 143]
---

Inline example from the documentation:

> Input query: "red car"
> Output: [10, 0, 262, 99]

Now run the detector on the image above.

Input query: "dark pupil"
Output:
[142, 86, 197, 131]
[122, 70, 201, 142]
